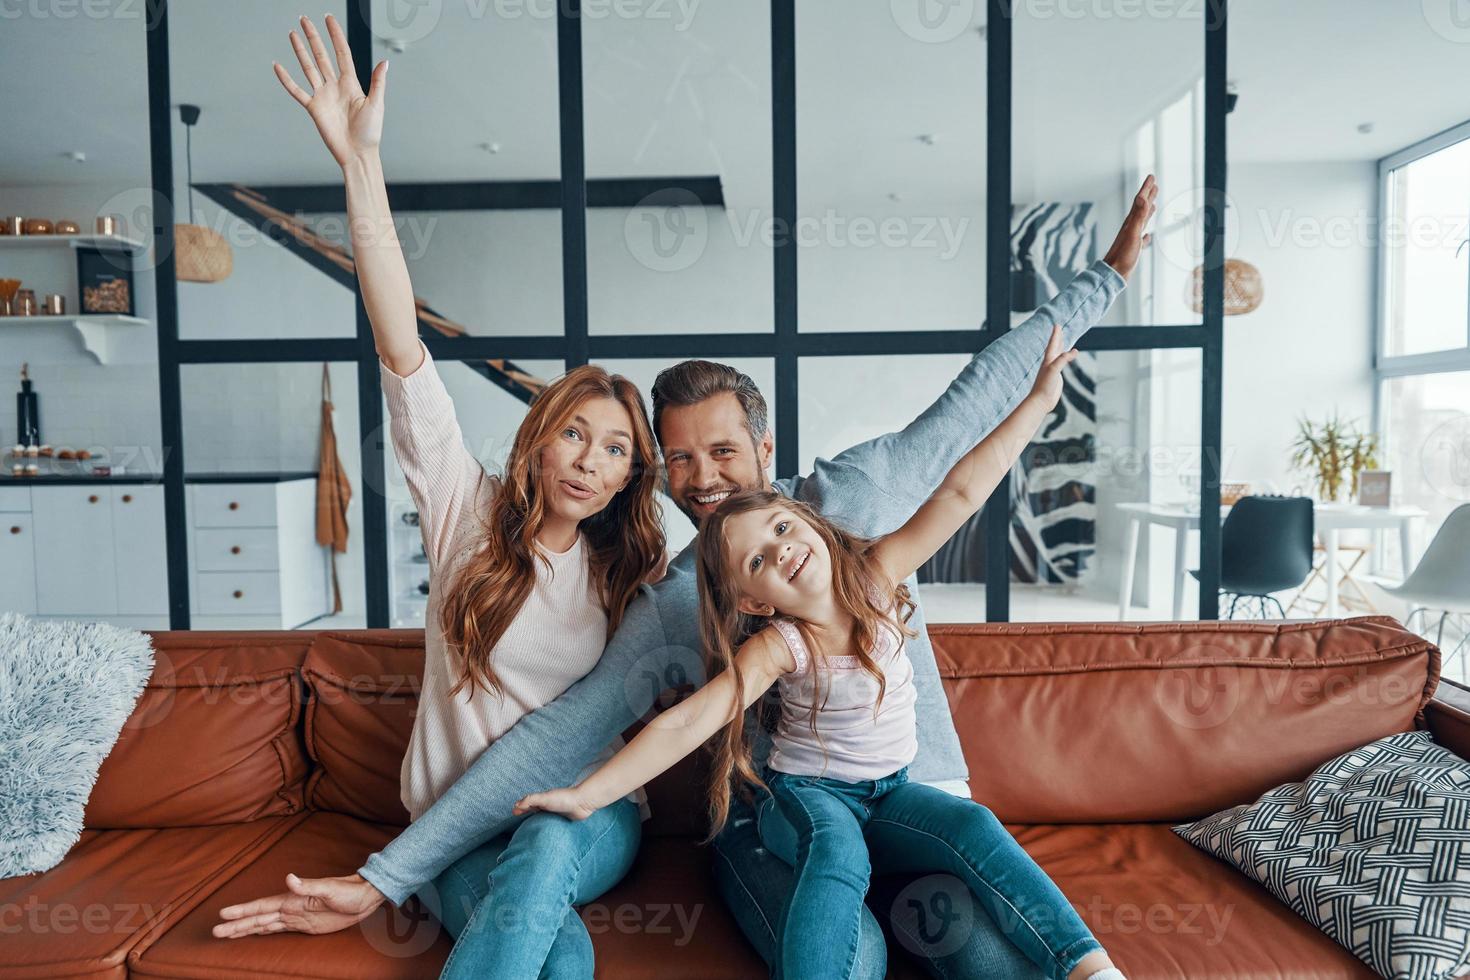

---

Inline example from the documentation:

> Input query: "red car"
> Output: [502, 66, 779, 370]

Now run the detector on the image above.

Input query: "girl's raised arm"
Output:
[274, 14, 420, 377]
[870, 325, 1076, 586]
[513, 630, 797, 821]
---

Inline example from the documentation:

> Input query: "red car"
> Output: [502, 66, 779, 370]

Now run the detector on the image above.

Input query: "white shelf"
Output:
[0, 233, 147, 253]
[0, 314, 152, 365]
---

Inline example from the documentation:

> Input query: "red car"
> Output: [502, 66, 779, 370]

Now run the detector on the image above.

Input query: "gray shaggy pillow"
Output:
[0, 613, 153, 878]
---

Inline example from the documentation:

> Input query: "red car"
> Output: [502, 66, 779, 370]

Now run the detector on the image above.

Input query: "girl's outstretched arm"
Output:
[274, 14, 420, 377]
[513, 630, 796, 820]
[870, 324, 1076, 586]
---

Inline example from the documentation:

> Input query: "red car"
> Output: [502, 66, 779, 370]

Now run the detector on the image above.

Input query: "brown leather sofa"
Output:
[3, 616, 1464, 979]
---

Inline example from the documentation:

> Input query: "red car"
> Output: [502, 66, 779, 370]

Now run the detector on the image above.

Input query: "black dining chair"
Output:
[1189, 494, 1315, 619]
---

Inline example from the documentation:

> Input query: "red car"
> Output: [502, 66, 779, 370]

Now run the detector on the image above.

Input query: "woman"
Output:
[213, 15, 667, 978]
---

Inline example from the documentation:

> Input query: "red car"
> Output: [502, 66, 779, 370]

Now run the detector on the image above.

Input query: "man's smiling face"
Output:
[658, 392, 774, 525]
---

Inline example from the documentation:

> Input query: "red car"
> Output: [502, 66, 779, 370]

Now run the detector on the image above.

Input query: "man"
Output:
[215, 176, 1157, 977]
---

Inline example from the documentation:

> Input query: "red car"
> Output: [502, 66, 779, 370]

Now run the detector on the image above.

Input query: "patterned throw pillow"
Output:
[1173, 730, 1470, 980]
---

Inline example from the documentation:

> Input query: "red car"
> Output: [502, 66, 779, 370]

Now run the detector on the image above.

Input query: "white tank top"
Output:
[765, 607, 919, 782]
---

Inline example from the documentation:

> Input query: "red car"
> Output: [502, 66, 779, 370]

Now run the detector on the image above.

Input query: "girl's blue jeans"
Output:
[416, 798, 641, 980]
[757, 767, 1102, 980]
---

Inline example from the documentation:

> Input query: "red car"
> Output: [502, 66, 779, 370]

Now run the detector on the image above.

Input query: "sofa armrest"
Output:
[1427, 684, 1470, 759]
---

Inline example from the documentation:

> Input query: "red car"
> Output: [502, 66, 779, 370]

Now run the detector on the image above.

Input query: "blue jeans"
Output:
[416, 799, 641, 980]
[752, 768, 1100, 980]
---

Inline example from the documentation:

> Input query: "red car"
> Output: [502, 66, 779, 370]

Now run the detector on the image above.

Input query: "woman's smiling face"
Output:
[536, 395, 636, 526]
[722, 504, 832, 617]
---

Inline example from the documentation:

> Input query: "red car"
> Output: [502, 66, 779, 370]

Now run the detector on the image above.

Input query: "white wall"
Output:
[1222, 161, 1378, 493]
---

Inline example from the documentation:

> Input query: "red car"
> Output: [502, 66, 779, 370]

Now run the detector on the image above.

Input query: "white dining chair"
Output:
[1383, 503, 1470, 655]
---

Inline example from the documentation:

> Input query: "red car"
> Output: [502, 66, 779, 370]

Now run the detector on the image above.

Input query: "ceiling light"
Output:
[1357, 122, 1375, 135]
[64, 151, 86, 164]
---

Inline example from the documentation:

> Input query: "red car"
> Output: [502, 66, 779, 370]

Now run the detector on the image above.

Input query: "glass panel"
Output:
[598, 357, 776, 555]
[584, 2, 773, 335]
[169, 0, 356, 341]
[1382, 371, 1470, 683]
[1015, 0, 1203, 327]
[1381, 371, 1470, 567]
[1384, 141, 1470, 357]
[1006, 349, 1204, 623]
[382, 357, 562, 627]
[796, 2, 986, 332]
[369, 0, 563, 337]
[169, 0, 563, 340]
[793, 357, 987, 620]
[181, 362, 364, 628]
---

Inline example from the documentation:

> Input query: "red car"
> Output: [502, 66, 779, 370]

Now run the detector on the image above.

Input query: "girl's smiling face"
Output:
[722, 504, 832, 617]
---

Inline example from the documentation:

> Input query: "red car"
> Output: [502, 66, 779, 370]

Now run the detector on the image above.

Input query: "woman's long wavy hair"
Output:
[694, 489, 917, 839]
[442, 365, 664, 700]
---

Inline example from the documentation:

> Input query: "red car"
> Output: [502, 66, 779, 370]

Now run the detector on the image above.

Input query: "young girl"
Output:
[214, 16, 666, 979]
[516, 325, 1127, 980]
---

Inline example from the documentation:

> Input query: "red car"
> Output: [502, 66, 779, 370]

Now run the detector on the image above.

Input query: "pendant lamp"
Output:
[174, 104, 233, 283]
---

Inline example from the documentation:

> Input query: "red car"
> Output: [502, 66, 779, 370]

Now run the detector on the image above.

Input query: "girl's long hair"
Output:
[694, 489, 916, 839]
[442, 364, 664, 700]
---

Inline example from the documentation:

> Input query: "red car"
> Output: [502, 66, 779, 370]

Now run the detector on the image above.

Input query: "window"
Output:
[1375, 125, 1470, 593]
[1382, 137, 1470, 359]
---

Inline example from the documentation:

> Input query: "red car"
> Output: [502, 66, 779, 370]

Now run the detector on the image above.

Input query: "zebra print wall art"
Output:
[918, 201, 1100, 587]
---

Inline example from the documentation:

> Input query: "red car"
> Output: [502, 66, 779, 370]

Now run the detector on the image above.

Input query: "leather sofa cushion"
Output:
[301, 633, 421, 827]
[0, 816, 302, 979]
[85, 632, 312, 828]
[131, 814, 769, 980]
[933, 617, 1439, 824]
[129, 813, 453, 979]
[1016, 822, 1379, 978]
[300, 632, 716, 835]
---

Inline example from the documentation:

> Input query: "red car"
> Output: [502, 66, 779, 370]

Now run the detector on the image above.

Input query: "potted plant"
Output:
[1290, 414, 1380, 503]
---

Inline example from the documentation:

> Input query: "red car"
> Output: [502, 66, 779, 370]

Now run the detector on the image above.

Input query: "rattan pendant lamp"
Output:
[174, 104, 233, 283]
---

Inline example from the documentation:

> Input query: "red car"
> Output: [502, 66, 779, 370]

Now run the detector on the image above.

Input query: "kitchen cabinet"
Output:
[0, 489, 36, 614]
[2, 475, 329, 629]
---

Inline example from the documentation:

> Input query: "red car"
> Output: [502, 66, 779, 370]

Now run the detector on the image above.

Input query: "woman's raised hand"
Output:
[274, 14, 387, 169]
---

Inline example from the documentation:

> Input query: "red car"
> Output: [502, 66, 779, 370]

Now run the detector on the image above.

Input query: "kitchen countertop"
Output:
[0, 470, 320, 486]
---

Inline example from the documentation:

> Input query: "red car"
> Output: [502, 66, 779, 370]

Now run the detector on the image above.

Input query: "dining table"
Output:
[1115, 500, 1428, 620]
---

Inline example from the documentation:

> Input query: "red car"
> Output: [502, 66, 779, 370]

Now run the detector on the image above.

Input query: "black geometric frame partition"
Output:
[143, 0, 1227, 629]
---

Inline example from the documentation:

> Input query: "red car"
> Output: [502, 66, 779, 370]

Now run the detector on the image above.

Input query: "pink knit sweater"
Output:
[381, 343, 649, 821]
